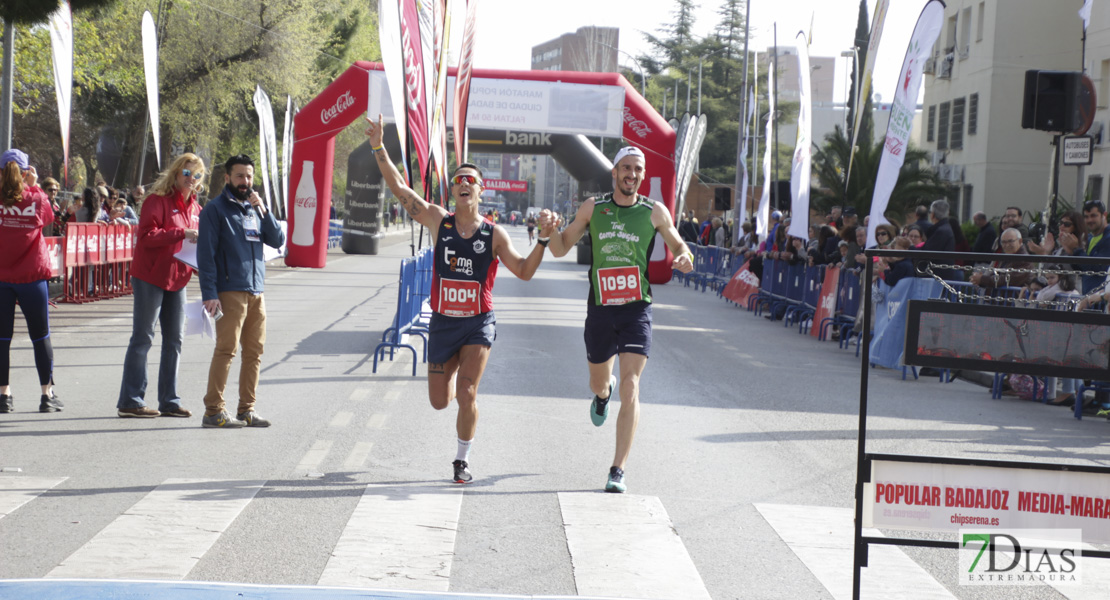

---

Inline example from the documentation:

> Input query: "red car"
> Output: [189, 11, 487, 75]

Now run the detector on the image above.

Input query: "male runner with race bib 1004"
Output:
[538, 146, 694, 493]
[365, 115, 547, 484]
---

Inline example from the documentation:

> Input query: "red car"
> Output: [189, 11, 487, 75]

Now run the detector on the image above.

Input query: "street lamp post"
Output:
[598, 42, 646, 98]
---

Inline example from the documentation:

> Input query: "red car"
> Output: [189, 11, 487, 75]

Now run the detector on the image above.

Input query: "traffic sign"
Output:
[1063, 135, 1093, 166]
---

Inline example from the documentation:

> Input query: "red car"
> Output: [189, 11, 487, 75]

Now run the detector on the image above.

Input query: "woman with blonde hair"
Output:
[0, 149, 59, 413]
[117, 153, 204, 418]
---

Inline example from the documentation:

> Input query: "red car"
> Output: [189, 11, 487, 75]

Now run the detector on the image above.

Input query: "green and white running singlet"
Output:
[588, 193, 656, 306]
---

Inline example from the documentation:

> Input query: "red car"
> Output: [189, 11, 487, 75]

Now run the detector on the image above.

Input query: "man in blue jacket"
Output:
[197, 154, 286, 428]
[1059, 200, 1110, 295]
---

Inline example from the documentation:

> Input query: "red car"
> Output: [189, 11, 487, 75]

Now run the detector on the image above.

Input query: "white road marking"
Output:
[329, 411, 353, 429]
[348, 388, 370, 402]
[0, 476, 67, 519]
[295, 440, 334, 473]
[366, 414, 388, 429]
[383, 389, 401, 402]
[736, 353, 753, 359]
[47, 479, 264, 580]
[750, 361, 769, 368]
[755, 503, 955, 600]
[559, 492, 711, 600]
[318, 484, 463, 590]
[342, 442, 374, 471]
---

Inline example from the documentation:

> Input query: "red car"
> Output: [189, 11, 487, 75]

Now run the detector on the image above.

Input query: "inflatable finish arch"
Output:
[286, 61, 677, 283]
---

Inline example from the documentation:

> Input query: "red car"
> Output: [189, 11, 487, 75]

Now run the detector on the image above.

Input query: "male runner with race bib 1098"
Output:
[365, 115, 547, 484]
[538, 146, 694, 493]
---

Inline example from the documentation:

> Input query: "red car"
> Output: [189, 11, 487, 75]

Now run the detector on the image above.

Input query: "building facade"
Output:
[920, 0, 1082, 222]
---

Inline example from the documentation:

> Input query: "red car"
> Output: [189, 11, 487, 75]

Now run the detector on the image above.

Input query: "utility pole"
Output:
[733, 0, 751, 242]
[773, 24, 780, 210]
[0, 20, 14, 152]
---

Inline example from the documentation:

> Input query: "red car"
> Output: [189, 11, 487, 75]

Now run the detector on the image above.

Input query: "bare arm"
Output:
[364, 114, 445, 230]
[651, 203, 694, 273]
[541, 201, 594, 258]
[492, 224, 545, 280]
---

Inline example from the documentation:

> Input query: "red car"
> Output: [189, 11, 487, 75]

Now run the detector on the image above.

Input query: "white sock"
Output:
[455, 438, 473, 462]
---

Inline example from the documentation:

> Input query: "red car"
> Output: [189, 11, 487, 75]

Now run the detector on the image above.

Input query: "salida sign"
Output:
[483, 179, 527, 193]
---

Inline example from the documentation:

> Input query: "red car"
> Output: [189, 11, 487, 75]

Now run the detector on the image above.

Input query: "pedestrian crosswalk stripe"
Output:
[47, 479, 265, 580]
[0, 476, 67, 519]
[317, 483, 463, 590]
[559, 492, 711, 600]
[755, 503, 956, 600]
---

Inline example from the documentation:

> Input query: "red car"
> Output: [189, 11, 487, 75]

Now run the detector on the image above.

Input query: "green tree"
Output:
[811, 125, 947, 225]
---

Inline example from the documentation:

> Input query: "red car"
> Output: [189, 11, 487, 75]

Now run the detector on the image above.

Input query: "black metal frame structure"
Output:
[852, 249, 1110, 599]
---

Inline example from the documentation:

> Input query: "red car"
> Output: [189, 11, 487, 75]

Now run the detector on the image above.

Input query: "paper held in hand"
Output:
[174, 240, 198, 269]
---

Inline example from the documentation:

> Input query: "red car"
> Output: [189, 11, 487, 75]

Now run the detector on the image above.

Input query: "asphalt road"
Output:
[1, 224, 1108, 600]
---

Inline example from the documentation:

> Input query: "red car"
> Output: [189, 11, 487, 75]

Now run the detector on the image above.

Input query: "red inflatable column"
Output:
[285, 138, 334, 268]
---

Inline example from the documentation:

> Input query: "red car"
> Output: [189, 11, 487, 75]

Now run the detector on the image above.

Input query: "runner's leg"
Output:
[588, 357, 616, 400]
[428, 354, 461, 410]
[612, 352, 648, 470]
[453, 344, 490, 441]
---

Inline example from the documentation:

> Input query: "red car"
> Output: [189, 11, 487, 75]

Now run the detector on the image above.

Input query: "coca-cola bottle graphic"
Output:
[292, 160, 317, 246]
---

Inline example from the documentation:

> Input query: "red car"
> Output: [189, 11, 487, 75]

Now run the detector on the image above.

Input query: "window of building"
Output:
[968, 94, 979, 135]
[977, 2, 985, 41]
[959, 8, 972, 57]
[946, 15, 958, 51]
[937, 101, 951, 150]
[1089, 175, 1104, 202]
[962, 185, 973, 222]
[951, 98, 965, 150]
[927, 105, 936, 142]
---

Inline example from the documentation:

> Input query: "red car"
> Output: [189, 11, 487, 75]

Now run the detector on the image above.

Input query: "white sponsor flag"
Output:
[282, 96, 293, 220]
[867, 0, 945, 248]
[756, 59, 775, 240]
[141, 11, 161, 168]
[788, 31, 812, 240]
[253, 85, 275, 211]
[1080, 0, 1093, 31]
[847, 0, 890, 184]
[737, 88, 755, 233]
[48, 3, 73, 185]
[378, 0, 411, 182]
[264, 92, 280, 209]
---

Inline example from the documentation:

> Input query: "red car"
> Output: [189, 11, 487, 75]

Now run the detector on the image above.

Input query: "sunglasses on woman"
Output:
[451, 174, 482, 186]
[1061, 221, 1074, 227]
[182, 169, 204, 180]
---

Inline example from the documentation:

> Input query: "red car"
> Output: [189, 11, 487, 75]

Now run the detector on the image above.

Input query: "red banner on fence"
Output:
[721, 260, 760, 306]
[812, 265, 840, 339]
[44, 237, 62, 278]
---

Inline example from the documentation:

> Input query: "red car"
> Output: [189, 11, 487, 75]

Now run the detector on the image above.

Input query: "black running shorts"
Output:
[428, 311, 496, 364]
[583, 301, 652, 363]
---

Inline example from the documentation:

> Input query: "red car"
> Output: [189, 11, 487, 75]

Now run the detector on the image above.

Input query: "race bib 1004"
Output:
[597, 266, 642, 305]
[439, 279, 481, 317]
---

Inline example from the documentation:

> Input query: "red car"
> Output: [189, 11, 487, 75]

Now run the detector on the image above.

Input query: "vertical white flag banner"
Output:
[252, 85, 274, 211]
[141, 11, 161, 168]
[757, 61, 775, 241]
[737, 88, 755, 232]
[48, 3, 73, 185]
[867, 0, 946, 247]
[263, 93, 280, 210]
[847, 0, 890, 184]
[1080, 0, 1093, 31]
[282, 96, 293, 219]
[378, 0, 411, 183]
[788, 31, 812, 240]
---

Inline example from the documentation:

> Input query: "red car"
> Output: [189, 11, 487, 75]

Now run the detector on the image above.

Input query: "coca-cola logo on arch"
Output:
[321, 91, 356, 125]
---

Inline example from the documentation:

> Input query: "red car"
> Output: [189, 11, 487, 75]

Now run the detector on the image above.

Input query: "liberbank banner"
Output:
[863, 458, 1110, 544]
[368, 70, 625, 137]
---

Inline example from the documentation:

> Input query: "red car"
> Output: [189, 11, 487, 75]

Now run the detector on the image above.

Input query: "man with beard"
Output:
[538, 146, 693, 493]
[196, 154, 285, 428]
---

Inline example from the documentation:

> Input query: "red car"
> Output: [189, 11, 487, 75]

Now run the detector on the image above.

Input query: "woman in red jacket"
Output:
[0, 149, 59, 413]
[116, 153, 203, 418]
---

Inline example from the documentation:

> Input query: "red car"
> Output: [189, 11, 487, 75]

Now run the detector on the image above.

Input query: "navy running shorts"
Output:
[583, 301, 652, 364]
[428, 311, 496, 364]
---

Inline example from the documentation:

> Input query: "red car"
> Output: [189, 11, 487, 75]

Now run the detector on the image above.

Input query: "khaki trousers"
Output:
[203, 291, 266, 417]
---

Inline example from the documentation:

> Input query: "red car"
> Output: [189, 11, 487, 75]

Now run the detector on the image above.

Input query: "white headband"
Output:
[613, 146, 645, 166]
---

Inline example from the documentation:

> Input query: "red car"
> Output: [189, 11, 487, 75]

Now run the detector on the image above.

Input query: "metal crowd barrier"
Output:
[373, 248, 433, 376]
[61, 223, 135, 304]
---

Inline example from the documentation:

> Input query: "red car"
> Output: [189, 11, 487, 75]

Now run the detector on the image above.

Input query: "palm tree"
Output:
[811, 125, 949, 227]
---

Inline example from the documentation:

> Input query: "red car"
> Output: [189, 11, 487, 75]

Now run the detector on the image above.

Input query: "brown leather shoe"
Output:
[159, 407, 193, 418]
[118, 407, 160, 418]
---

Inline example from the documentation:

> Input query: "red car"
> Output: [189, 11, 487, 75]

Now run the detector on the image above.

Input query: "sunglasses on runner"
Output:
[451, 174, 482, 187]
[181, 169, 204, 180]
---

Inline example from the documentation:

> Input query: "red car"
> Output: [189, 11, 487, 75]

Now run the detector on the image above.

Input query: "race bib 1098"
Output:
[597, 266, 642, 305]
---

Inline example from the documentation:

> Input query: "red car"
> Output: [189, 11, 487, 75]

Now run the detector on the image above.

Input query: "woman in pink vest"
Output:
[0, 149, 59, 414]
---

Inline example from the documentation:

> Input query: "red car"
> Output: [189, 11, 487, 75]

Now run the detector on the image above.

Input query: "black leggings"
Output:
[0, 280, 53, 386]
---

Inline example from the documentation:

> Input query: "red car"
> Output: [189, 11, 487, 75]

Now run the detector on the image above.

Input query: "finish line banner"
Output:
[863, 458, 1110, 544]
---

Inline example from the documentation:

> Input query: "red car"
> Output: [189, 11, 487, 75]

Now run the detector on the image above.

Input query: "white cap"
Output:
[613, 146, 645, 166]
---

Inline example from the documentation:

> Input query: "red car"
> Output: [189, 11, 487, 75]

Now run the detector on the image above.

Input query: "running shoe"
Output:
[237, 410, 271, 427]
[1097, 404, 1110, 418]
[452, 460, 473, 484]
[605, 466, 626, 493]
[0, 394, 12, 413]
[39, 393, 63, 413]
[590, 375, 616, 427]
[201, 411, 246, 428]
